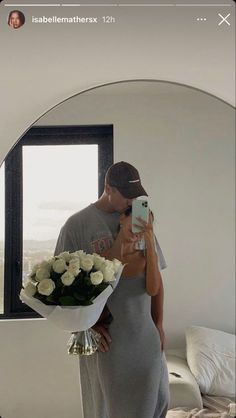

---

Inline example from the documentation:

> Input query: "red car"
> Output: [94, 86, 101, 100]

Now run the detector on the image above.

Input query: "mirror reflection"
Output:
[1, 81, 234, 336]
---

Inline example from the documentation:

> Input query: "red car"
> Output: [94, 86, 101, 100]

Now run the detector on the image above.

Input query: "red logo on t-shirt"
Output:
[90, 236, 114, 254]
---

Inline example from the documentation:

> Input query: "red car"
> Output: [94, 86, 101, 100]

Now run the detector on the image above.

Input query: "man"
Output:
[54, 161, 166, 350]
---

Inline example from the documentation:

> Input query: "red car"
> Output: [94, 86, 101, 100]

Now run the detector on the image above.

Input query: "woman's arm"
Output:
[151, 278, 164, 325]
[145, 233, 162, 296]
[136, 215, 162, 296]
[151, 279, 165, 350]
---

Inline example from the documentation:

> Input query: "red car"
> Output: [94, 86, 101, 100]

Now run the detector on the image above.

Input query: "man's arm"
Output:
[151, 277, 165, 351]
[92, 230, 125, 352]
[102, 231, 124, 261]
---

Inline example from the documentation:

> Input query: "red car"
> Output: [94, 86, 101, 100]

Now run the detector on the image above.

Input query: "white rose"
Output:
[58, 251, 71, 263]
[24, 273, 33, 283]
[52, 258, 67, 274]
[24, 281, 37, 297]
[101, 264, 115, 282]
[40, 260, 52, 272]
[75, 250, 86, 258]
[61, 271, 76, 286]
[68, 259, 81, 277]
[112, 258, 122, 274]
[69, 253, 81, 262]
[69, 258, 80, 268]
[47, 257, 56, 267]
[38, 279, 55, 296]
[80, 255, 94, 272]
[31, 263, 40, 275]
[35, 267, 51, 282]
[103, 259, 115, 270]
[90, 271, 104, 285]
[93, 253, 105, 270]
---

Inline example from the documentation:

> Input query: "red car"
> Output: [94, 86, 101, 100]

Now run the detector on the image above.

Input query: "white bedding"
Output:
[167, 396, 236, 418]
[166, 330, 235, 418]
[186, 326, 235, 398]
[167, 409, 229, 418]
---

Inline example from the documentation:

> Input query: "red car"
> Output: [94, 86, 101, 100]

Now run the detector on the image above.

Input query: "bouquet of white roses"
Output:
[20, 250, 123, 355]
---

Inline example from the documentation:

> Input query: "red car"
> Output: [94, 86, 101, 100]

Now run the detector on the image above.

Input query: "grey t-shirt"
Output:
[54, 203, 167, 270]
[54, 203, 120, 255]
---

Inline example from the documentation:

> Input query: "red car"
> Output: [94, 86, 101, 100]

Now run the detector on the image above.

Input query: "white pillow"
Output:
[166, 354, 203, 409]
[186, 326, 235, 397]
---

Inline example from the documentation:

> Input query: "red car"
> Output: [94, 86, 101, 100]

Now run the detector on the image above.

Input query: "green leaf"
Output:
[59, 296, 76, 306]
[80, 300, 93, 306]
[46, 294, 56, 303]
[73, 292, 86, 302]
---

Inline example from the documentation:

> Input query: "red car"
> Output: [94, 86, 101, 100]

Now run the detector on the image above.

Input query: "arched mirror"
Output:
[0, 80, 234, 350]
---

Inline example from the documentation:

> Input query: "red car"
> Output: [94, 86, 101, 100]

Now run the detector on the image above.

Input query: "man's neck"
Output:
[94, 194, 114, 213]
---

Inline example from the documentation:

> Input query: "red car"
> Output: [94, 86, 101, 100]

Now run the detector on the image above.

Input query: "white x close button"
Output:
[218, 13, 231, 26]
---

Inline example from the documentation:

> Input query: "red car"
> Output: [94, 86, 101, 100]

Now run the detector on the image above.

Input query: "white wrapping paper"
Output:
[20, 264, 123, 332]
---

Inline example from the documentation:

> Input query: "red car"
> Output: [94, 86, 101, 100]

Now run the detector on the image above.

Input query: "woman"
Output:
[80, 207, 170, 418]
[8, 10, 25, 29]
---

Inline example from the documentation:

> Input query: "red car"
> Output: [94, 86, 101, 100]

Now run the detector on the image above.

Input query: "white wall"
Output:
[0, 320, 83, 418]
[0, 0, 235, 165]
[0, 0, 235, 416]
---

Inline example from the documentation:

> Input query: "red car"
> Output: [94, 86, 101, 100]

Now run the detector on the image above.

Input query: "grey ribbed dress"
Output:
[79, 274, 170, 418]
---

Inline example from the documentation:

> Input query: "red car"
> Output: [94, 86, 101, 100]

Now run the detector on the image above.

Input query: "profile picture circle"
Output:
[8, 10, 25, 29]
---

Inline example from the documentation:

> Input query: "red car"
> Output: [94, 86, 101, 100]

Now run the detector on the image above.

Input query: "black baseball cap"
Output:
[105, 161, 148, 199]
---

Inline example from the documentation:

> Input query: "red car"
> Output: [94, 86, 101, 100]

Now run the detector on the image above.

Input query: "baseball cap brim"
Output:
[116, 183, 148, 199]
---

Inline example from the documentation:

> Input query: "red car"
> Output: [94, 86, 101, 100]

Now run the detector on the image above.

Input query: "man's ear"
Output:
[105, 183, 112, 194]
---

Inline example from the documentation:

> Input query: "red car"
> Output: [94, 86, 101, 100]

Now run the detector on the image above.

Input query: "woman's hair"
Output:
[118, 205, 154, 233]
[124, 206, 132, 217]
[117, 206, 132, 233]
[8, 10, 25, 25]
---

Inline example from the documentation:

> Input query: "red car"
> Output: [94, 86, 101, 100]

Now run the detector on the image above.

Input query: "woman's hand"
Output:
[119, 213, 143, 243]
[133, 212, 155, 243]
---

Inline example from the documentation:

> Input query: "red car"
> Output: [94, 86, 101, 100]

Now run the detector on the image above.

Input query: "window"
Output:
[0, 125, 113, 318]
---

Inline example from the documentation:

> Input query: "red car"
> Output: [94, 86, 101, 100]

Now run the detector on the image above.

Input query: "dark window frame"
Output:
[1, 125, 113, 319]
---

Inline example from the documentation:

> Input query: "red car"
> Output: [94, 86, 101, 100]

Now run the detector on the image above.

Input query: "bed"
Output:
[165, 326, 235, 418]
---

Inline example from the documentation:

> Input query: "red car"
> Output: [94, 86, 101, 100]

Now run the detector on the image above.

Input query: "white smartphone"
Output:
[132, 199, 149, 233]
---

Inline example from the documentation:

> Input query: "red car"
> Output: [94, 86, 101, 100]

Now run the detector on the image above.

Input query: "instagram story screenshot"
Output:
[0, 1, 235, 418]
